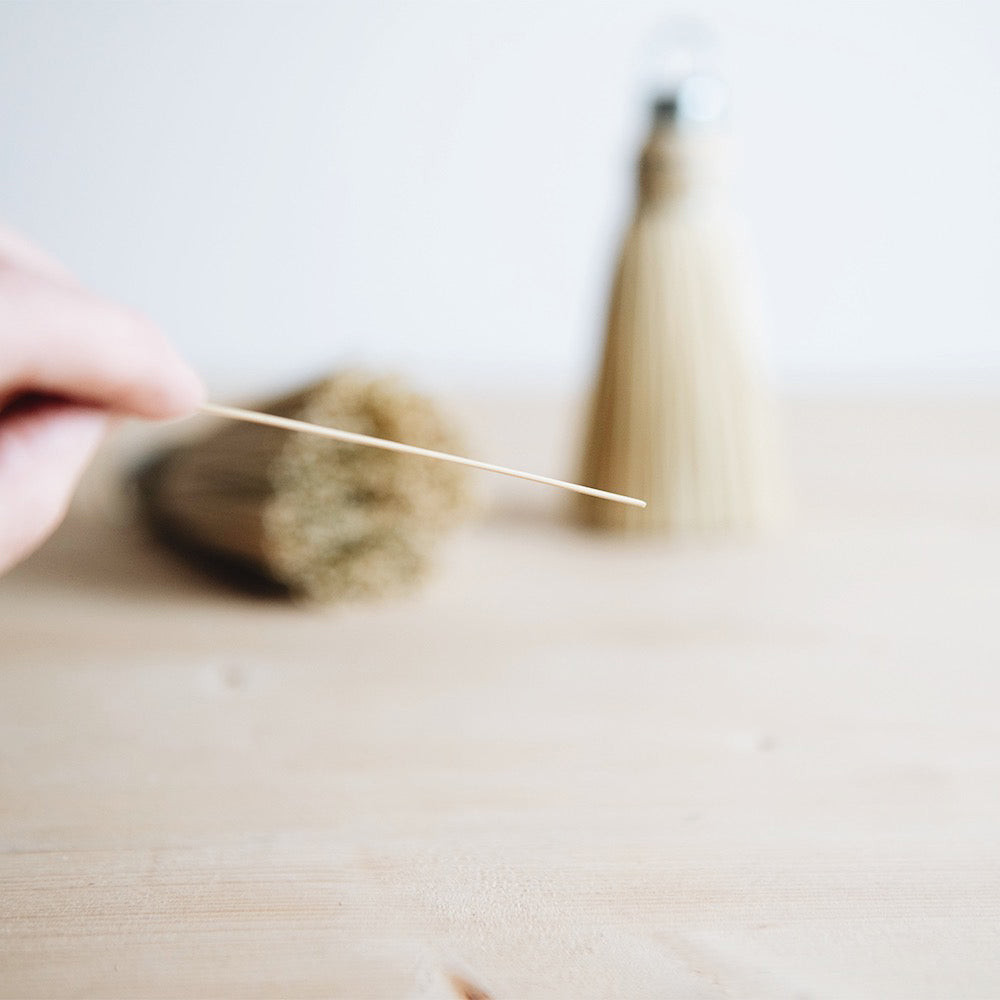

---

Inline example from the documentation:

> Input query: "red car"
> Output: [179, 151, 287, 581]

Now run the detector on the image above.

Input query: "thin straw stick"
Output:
[197, 402, 646, 508]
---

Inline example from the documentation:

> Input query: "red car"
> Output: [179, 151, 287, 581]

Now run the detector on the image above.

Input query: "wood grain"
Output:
[2, 395, 999, 999]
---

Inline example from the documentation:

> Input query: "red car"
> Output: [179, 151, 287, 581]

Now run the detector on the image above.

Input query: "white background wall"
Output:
[1, 0, 998, 395]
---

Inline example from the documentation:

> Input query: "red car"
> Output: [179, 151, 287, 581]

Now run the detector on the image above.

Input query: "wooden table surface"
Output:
[2, 395, 999, 999]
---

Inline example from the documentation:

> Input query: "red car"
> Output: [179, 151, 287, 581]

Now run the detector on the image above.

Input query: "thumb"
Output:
[0, 398, 108, 574]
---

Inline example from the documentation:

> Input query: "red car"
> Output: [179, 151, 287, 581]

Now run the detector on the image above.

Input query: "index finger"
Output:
[0, 267, 204, 420]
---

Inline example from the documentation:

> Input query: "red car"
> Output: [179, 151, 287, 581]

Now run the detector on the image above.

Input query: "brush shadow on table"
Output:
[5, 511, 285, 603]
[7, 494, 572, 606]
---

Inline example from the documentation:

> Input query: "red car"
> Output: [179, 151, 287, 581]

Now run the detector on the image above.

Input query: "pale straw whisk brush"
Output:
[575, 53, 786, 535]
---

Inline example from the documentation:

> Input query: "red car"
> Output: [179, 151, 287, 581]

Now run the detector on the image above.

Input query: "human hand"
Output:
[0, 225, 203, 574]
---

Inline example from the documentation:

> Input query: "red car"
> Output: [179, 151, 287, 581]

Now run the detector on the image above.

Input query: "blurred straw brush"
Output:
[575, 39, 786, 535]
[138, 374, 476, 601]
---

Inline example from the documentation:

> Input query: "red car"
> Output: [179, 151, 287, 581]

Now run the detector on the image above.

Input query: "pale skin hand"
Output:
[0, 225, 204, 573]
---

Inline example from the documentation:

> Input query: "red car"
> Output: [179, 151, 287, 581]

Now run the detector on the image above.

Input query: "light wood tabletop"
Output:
[2, 395, 999, 999]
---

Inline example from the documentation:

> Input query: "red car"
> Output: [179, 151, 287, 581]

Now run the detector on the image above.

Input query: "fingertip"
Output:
[154, 358, 206, 420]
[110, 309, 205, 420]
